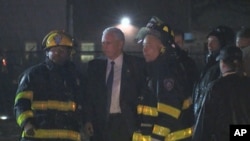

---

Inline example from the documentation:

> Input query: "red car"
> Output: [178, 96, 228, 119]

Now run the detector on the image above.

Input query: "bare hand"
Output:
[24, 122, 35, 136]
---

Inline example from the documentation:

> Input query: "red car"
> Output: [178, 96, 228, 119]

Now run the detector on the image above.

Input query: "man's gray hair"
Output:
[102, 27, 125, 42]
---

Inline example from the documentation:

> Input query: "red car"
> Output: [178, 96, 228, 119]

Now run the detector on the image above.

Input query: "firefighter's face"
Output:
[142, 35, 162, 62]
[102, 32, 123, 60]
[46, 46, 71, 65]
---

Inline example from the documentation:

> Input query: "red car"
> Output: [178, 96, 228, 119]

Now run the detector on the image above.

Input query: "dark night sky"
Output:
[0, 0, 250, 51]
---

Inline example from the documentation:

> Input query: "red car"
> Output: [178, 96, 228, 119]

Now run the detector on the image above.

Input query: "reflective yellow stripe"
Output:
[32, 100, 76, 111]
[17, 110, 34, 126]
[182, 97, 192, 110]
[137, 104, 143, 114]
[141, 105, 158, 117]
[171, 30, 174, 37]
[163, 26, 169, 32]
[157, 103, 181, 119]
[15, 91, 33, 103]
[165, 127, 193, 141]
[132, 132, 151, 141]
[22, 129, 81, 141]
[153, 124, 170, 137]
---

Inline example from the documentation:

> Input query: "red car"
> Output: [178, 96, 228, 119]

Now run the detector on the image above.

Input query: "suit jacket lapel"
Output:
[120, 54, 130, 99]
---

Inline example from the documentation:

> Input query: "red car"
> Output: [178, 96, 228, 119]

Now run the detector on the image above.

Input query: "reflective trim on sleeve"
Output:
[152, 124, 170, 137]
[132, 132, 151, 141]
[137, 104, 143, 114]
[141, 105, 158, 117]
[22, 129, 81, 141]
[157, 103, 181, 119]
[165, 127, 193, 141]
[32, 100, 76, 111]
[15, 91, 33, 104]
[17, 110, 34, 126]
[182, 97, 192, 110]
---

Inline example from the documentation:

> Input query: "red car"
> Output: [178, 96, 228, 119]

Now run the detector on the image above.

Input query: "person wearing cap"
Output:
[14, 30, 86, 141]
[192, 25, 235, 136]
[236, 27, 250, 76]
[132, 16, 193, 141]
[192, 46, 250, 141]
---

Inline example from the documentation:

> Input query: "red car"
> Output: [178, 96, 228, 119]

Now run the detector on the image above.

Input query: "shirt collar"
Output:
[108, 53, 123, 66]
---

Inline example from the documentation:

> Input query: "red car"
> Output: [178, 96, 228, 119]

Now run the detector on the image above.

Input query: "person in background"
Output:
[84, 27, 146, 141]
[235, 27, 250, 76]
[174, 29, 187, 52]
[14, 30, 86, 141]
[192, 25, 235, 140]
[174, 29, 199, 125]
[193, 46, 250, 141]
[132, 16, 193, 141]
[174, 29, 199, 83]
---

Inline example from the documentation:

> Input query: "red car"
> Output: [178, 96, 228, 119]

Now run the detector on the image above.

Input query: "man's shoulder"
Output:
[87, 57, 106, 69]
[23, 63, 46, 74]
[124, 53, 144, 63]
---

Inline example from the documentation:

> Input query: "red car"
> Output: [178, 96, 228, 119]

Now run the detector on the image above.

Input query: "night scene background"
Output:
[0, 0, 250, 140]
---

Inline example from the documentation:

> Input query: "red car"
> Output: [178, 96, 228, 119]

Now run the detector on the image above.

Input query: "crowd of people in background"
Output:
[12, 16, 250, 141]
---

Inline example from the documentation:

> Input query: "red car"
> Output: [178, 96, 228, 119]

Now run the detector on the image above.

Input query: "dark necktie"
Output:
[106, 61, 115, 113]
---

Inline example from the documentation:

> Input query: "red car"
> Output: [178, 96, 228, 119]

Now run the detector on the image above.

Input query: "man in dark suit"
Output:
[84, 27, 146, 141]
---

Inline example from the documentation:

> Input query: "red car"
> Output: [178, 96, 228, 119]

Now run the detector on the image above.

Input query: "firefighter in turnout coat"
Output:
[14, 30, 85, 141]
[132, 16, 192, 141]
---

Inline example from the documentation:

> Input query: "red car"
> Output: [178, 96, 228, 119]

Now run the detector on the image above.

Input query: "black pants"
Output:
[105, 113, 130, 141]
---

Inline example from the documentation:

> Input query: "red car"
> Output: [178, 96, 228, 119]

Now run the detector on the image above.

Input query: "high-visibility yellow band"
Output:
[153, 124, 170, 137]
[157, 103, 181, 119]
[132, 132, 151, 141]
[17, 110, 34, 126]
[163, 26, 169, 32]
[137, 104, 143, 114]
[139, 105, 158, 117]
[15, 91, 33, 104]
[182, 97, 192, 110]
[22, 129, 80, 141]
[32, 100, 76, 111]
[165, 127, 193, 141]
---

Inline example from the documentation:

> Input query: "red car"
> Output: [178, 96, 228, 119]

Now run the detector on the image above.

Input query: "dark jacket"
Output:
[193, 73, 250, 141]
[85, 53, 146, 141]
[193, 54, 221, 119]
[14, 59, 85, 141]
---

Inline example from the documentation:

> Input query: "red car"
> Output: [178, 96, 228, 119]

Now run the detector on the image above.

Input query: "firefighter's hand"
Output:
[24, 122, 35, 136]
[84, 122, 94, 136]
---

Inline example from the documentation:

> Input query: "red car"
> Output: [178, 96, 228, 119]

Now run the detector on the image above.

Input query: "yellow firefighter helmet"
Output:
[42, 30, 74, 50]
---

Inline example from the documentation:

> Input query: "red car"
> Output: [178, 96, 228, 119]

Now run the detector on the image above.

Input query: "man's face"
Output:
[142, 35, 162, 62]
[46, 46, 71, 65]
[207, 36, 221, 53]
[236, 37, 250, 48]
[174, 34, 184, 49]
[101, 32, 123, 60]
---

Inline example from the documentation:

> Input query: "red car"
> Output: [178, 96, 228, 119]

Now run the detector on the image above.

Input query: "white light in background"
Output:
[120, 17, 130, 26]
[0, 115, 8, 120]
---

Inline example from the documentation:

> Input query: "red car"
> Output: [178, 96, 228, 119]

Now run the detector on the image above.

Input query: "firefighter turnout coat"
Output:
[14, 59, 85, 141]
[133, 53, 193, 141]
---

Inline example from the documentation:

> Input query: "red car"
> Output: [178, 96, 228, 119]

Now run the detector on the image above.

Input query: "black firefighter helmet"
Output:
[136, 16, 176, 55]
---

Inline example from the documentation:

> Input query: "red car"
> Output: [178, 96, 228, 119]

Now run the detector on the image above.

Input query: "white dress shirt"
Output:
[106, 54, 123, 113]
